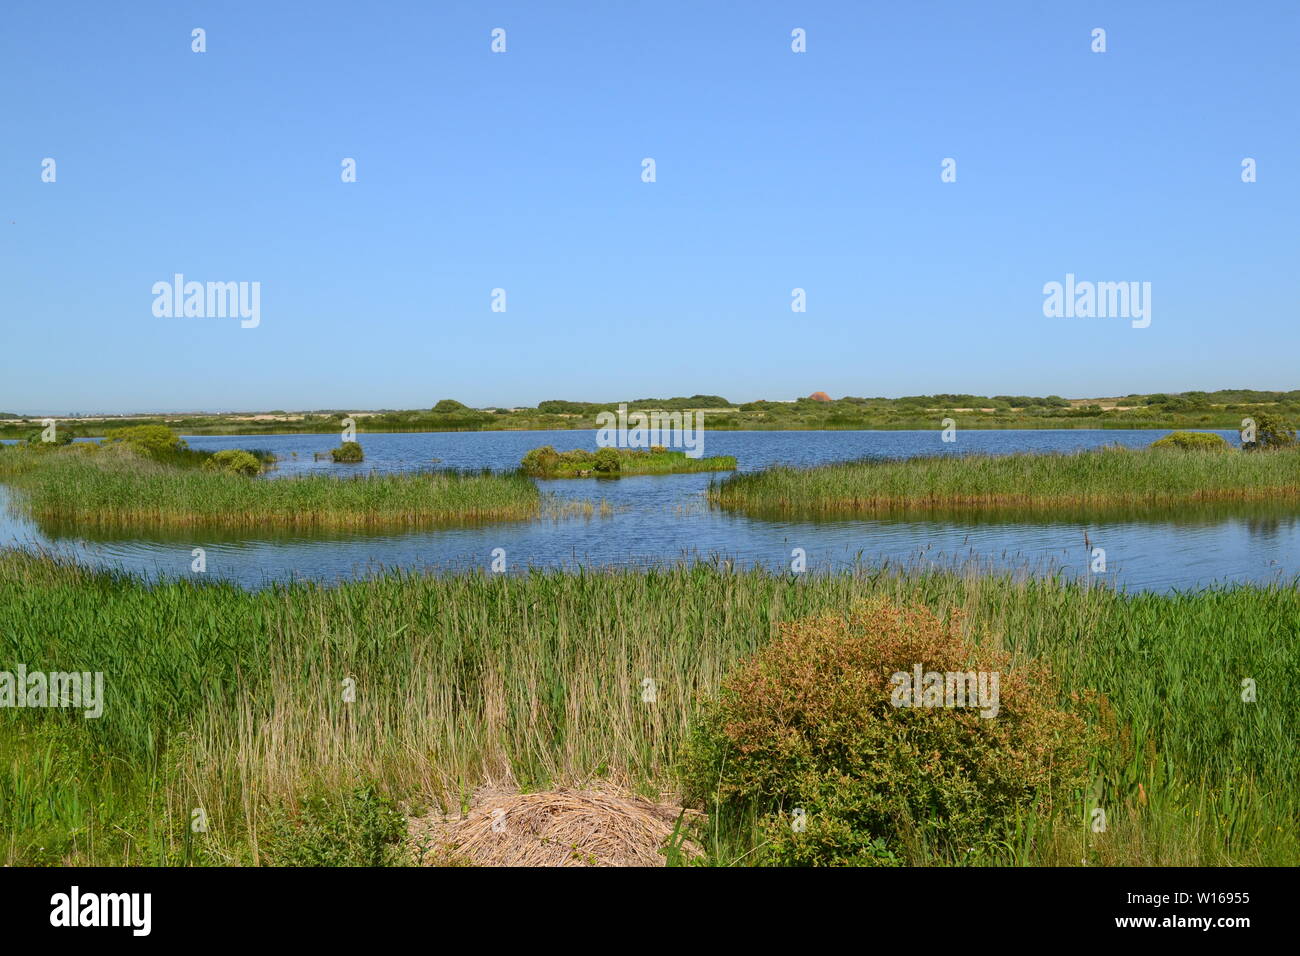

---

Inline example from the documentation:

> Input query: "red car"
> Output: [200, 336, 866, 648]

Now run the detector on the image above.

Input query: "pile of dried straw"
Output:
[411, 787, 701, 867]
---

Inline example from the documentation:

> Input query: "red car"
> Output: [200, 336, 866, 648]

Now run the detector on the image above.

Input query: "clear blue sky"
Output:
[2, 1, 1296, 414]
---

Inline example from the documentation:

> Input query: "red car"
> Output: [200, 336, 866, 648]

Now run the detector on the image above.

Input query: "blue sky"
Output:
[2, 1, 1296, 414]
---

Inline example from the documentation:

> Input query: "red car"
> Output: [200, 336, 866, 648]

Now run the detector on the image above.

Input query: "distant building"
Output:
[808, 391, 832, 402]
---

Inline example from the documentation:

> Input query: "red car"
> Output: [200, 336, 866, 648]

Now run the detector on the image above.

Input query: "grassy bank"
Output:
[1, 551, 1294, 866]
[521, 445, 736, 478]
[709, 447, 1300, 517]
[0, 444, 541, 530]
[4, 387, 1298, 437]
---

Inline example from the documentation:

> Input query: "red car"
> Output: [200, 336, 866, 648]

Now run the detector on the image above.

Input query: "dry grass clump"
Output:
[409, 787, 700, 867]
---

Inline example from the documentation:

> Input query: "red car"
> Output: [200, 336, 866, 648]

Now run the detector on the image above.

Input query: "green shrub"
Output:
[98, 425, 211, 467]
[24, 426, 76, 446]
[261, 784, 407, 867]
[330, 441, 364, 463]
[521, 445, 560, 476]
[1150, 431, 1231, 451]
[1242, 413, 1296, 451]
[537, 399, 590, 414]
[432, 399, 468, 413]
[681, 598, 1091, 866]
[203, 449, 263, 476]
[101, 425, 186, 456]
[592, 447, 621, 474]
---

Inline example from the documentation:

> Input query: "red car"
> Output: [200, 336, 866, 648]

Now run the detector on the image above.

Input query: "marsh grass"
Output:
[710, 446, 1300, 517]
[0, 551, 1294, 866]
[522, 445, 736, 478]
[0, 444, 541, 530]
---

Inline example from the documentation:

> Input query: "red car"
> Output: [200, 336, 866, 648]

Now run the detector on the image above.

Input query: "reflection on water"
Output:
[3, 429, 1298, 593]
[728, 498, 1300, 530]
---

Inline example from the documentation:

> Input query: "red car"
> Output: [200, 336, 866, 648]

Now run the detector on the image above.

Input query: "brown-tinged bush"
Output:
[680, 598, 1092, 865]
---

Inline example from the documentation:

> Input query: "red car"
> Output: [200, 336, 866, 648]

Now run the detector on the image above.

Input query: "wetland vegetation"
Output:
[2, 416, 1298, 867]
[709, 445, 1300, 518]
[520, 445, 736, 478]
[0, 438, 541, 531]
[8, 387, 1300, 437]
[1, 554, 1294, 866]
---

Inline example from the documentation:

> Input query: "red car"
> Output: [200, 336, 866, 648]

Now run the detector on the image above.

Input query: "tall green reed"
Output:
[1, 551, 1295, 864]
[710, 447, 1300, 516]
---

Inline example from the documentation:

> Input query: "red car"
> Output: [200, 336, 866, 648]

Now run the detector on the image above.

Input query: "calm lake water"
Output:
[3, 429, 1296, 593]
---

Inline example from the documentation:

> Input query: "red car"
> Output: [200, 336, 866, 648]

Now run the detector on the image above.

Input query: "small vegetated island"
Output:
[520, 444, 736, 478]
[709, 422, 1300, 517]
[330, 441, 365, 462]
[0, 425, 539, 530]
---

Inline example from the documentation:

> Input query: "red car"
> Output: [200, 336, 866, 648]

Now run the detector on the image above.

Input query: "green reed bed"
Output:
[0, 445, 541, 529]
[709, 446, 1300, 516]
[0, 550, 1295, 866]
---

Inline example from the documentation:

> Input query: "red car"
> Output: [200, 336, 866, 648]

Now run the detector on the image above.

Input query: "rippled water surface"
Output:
[3, 429, 1296, 592]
